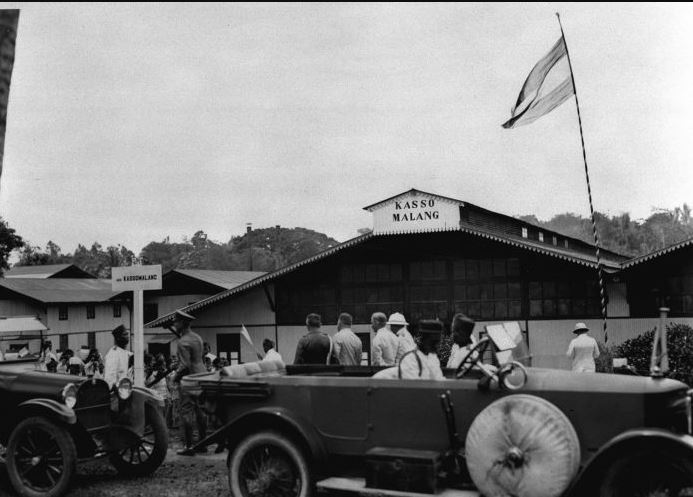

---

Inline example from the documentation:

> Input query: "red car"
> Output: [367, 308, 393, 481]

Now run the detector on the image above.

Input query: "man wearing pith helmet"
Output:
[566, 322, 600, 373]
[389, 312, 415, 364]
[170, 310, 208, 455]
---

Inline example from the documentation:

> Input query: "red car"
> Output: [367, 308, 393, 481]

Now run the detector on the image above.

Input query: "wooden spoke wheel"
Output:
[6, 417, 76, 497]
[228, 431, 312, 497]
[109, 403, 168, 476]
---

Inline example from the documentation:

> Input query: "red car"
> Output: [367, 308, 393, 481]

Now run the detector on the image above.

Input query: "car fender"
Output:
[133, 385, 165, 408]
[566, 428, 693, 497]
[220, 407, 328, 470]
[17, 398, 77, 425]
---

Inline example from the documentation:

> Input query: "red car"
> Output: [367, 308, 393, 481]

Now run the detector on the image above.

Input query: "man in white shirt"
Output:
[389, 312, 415, 364]
[262, 339, 283, 363]
[370, 312, 398, 366]
[104, 325, 133, 389]
[566, 322, 600, 372]
[332, 313, 363, 366]
[374, 319, 445, 380]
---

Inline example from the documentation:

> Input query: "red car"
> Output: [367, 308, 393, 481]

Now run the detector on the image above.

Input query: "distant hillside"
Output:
[518, 204, 693, 257]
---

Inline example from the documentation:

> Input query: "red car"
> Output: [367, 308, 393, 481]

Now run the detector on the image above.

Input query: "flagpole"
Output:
[556, 13, 609, 343]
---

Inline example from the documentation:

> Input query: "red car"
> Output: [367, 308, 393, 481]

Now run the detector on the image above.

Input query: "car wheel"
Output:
[5, 416, 77, 497]
[598, 447, 693, 497]
[109, 402, 169, 476]
[465, 394, 581, 497]
[228, 430, 312, 497]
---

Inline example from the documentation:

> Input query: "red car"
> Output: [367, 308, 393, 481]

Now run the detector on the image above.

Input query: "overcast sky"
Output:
[0, 2, 691, 254]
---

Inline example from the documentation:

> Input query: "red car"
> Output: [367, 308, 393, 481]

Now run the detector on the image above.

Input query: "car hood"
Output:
[524, 367, 688, 394]
[0, 369, 88, 399]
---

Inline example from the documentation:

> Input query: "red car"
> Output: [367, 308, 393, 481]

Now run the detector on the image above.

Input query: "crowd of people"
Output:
[293, 311, 480, 380]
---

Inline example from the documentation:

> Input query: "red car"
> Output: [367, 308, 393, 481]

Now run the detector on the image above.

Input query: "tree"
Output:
[0, 218, 23, 274]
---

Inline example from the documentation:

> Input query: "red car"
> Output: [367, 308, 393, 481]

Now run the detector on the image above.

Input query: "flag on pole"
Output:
[502, 36, 575, 129]
[0, 10, 18, 182]
[240, 324, 253, 347]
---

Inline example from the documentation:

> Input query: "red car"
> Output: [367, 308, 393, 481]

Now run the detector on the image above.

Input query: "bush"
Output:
[612, 322, 693, 386]
[595, 341, 613, 373]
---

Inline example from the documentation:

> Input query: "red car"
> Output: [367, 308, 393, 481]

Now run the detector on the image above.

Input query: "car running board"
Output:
[317, 477, 479, 497]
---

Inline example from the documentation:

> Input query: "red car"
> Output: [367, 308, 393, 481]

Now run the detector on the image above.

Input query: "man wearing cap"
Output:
[374, 320, 445, 380]
[104, 325, 133, 390]
[170, 310, 208, 455]
[371, 312, 398, 367]
[446, 313, 479, 369]
[566, 322, 600, 373]
[390, 312, 415, 364]
[332, 313, 362, 366]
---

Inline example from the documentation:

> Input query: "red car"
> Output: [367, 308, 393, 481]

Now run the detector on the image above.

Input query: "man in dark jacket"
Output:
[294, 313, 332, 365]
[171, 310, 208, 455]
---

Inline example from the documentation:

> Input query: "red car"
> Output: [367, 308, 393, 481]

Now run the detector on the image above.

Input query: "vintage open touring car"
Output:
[0, 357, 168, 497]
[181, 324, 693, 497]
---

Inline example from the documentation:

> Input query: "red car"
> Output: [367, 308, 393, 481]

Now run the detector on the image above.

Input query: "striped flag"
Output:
[502, 36, 575, 129]
[240, 324, 253, 347]
[0, 10, 18, 182]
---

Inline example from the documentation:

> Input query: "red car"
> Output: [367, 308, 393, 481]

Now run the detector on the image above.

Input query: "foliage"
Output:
[17, 241, 135, 278]
[595, 341, 613, 373]
[0, 217, 23, 275]
[518, 204, 693, 257]
[140, 227, 340, 273]
[611, 322, 693, 385]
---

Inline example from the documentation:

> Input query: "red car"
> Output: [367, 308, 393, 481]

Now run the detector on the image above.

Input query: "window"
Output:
[453, 258, 522, 321]
[113, 303, 121, 318]
[529, 279, 600, 318]
[522, 227, 528, 238]
[538, 232, 544, 242]
[58, 305, 68, 321]
[59, 334, 68, 352]
[217, 333, 241, 365]
[87, 332, 96, 350]
[143, 303, 159, 324]
[86, 304, 95, 320]
[564, 240, 569, 248]
[553, 236, 558, 246]
[357, 332, 371, 365]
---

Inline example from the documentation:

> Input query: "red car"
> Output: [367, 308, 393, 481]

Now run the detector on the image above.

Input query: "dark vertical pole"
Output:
[556, 13, 608, 343]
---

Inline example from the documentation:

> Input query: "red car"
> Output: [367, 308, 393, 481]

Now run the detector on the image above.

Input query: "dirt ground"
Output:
[0, 429, 231, 497]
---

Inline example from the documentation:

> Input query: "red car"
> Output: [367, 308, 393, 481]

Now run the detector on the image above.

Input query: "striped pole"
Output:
[556, 13, 608, 342]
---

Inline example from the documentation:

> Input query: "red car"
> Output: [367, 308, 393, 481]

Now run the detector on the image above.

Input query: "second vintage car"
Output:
[0, 357, 168, 497]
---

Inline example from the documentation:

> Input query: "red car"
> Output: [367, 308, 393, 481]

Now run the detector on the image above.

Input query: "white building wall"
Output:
[0, 299, 44, 318]
[146, 294, 211, 321]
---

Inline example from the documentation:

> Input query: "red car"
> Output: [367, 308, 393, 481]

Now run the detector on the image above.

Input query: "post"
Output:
[556, 13, 609, 343]
[659, 307, 669, 374]
[133, 289, 145, 387]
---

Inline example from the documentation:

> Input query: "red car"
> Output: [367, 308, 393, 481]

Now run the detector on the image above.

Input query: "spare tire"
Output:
[465, 394, 580, 497]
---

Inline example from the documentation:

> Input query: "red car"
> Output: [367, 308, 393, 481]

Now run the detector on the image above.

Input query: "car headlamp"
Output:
[117, 378, 133, 400]
[62, 383, 77, 409]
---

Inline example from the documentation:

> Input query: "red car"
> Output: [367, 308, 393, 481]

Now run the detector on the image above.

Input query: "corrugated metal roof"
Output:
[173, 270, 266, 289]
[0, 316, 48, 333]
[621, 236, 693, 269]
[146, 226, 621, 328]
[5, 264, 74, 278]
[0, 278, 119, 303]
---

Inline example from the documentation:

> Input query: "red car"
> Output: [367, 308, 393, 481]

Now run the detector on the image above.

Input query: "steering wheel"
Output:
[455, 338, 491, 379]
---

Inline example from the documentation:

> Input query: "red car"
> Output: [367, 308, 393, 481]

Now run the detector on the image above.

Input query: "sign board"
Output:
[369, 191, 461, 234]
[112, 265, 162, 292]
